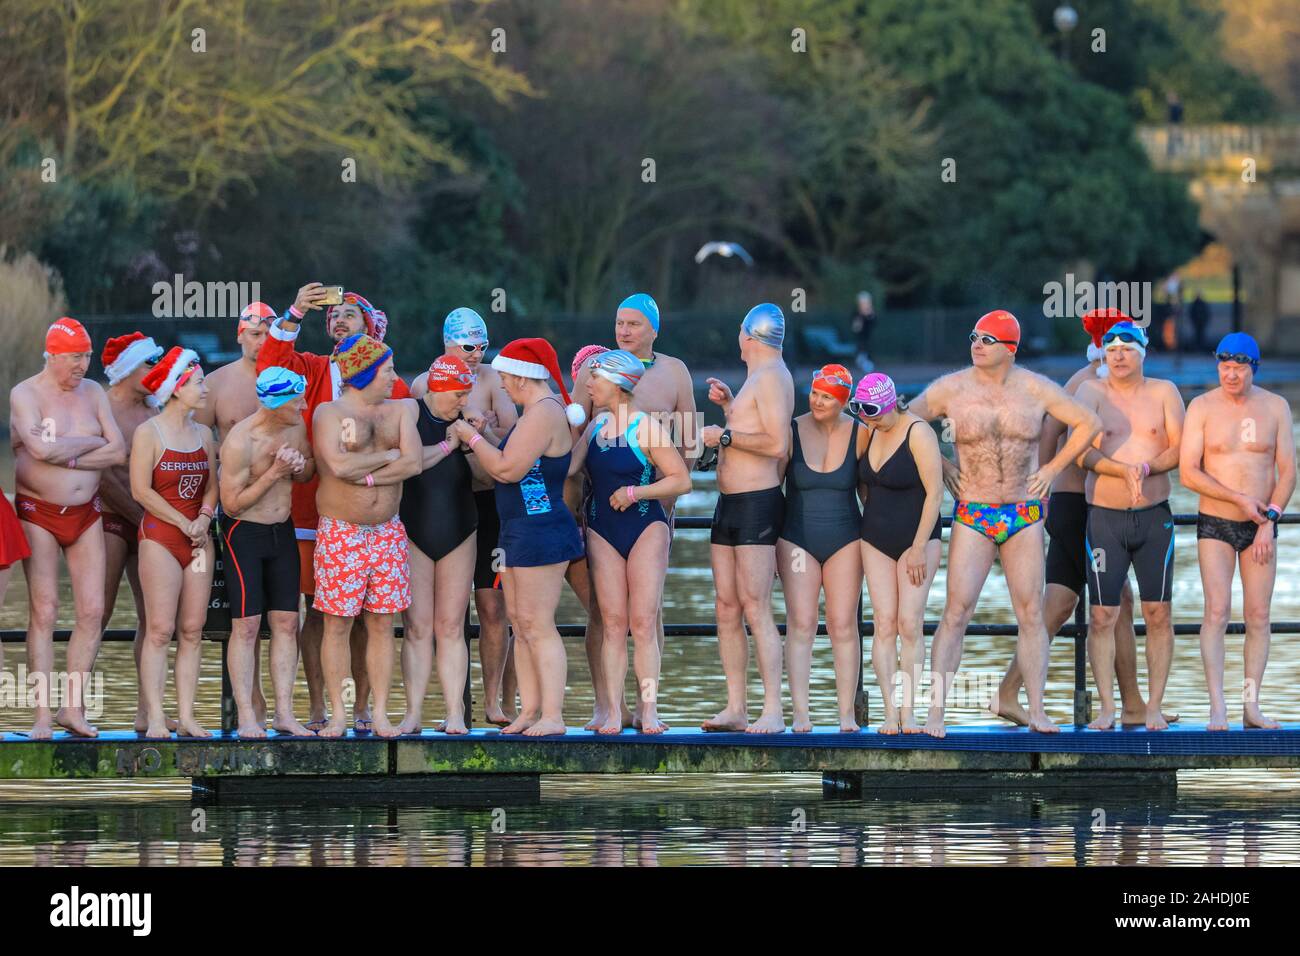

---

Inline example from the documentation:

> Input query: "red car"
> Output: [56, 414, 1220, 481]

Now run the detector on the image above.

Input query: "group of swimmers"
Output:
[0, 290, 1292, 739]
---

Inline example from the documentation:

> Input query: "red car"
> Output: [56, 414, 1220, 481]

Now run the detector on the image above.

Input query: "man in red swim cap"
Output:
[907, 310, 1101, 736]
[10, 318, 127, 738]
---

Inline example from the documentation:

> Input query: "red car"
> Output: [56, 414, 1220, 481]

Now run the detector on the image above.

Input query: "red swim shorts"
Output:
[312, 514, 410, 618]
[14, 494, 101, 549]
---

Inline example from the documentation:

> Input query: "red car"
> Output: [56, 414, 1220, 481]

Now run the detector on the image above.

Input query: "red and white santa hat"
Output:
[101, 332, 164, 385]
[141, 346, 201, 407]
[491, 338, 586, 425]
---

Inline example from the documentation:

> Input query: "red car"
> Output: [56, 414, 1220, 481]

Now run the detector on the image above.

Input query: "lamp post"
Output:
[1053, 5, 1078, 62]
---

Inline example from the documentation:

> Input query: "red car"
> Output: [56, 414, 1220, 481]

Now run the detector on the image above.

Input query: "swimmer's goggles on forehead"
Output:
[815, 373, 852, 390]
[261, 378, 306, 398]
[1102, 330, 1146, 346]
[969, 331, 1016, 347]
[1215, 351, 1257, 366]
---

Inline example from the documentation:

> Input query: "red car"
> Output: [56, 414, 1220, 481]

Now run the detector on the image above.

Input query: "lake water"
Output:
[2, 392, 1299, 866]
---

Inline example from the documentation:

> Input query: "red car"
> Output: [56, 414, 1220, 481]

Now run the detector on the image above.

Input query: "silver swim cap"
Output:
[443, 307, 488, 346]
[741, 303, 785, 350]
[589, 348, 645, 393]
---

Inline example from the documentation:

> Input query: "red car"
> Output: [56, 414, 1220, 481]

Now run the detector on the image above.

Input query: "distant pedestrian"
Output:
[1189, 291, 1211, 352]
[850, 292, 876, 373]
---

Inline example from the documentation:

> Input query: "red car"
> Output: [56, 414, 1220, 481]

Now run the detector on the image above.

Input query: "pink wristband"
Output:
[1140, 462, 1151, 479]
[469, 434, 483, 449]
[439, 440, 451, 456]
[365, 473, 374, 487]
[67, 458, 77, 470]
[199, 505, 214, 519]
[626, 485, 637, 503]
[288, 305, 304, 320]
[1268, 502, 1283, 515]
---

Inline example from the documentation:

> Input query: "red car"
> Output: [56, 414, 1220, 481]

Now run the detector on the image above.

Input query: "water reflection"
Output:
[2, 773, 1297, 866]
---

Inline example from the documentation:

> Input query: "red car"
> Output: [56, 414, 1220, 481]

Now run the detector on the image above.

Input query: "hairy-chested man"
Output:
[998, 309, 1163, 727]
[571, 294, 700, 729]
[10, 319, 126, 738]
[699, 304, 794, 734]
[259, 284, 410, 733]
[97, 332, 167, 732]
[1181, 333, 1295, 730]
[1074, 321, 1185, 730]
[310, 334, 420, 738]
[219, 367, 317, 738]
[411, 308, 519, 726]
[909, 310, 1099, 736]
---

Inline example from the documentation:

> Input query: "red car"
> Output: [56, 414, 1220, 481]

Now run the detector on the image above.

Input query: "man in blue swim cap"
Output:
[411, 307, 521, 727]
[217, 365, 316, 739]
[698, 304, 794, 733]
[569, 292, 701, 731]
[1182, 331, 1294, 730]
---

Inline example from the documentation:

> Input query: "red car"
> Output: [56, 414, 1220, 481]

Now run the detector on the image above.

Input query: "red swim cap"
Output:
[974, 310, 1020, 353]
[427, 353, 476, 392]
[46, 317, 92, 356]
[811, 364, 853, 404]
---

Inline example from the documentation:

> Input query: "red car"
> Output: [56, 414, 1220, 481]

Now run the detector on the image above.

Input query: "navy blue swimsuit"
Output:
[494, 410, 584, 569]
[584, 411, 667, 560]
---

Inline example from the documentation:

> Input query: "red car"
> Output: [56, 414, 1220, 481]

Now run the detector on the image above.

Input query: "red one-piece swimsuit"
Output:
[139, 427, 210, 568]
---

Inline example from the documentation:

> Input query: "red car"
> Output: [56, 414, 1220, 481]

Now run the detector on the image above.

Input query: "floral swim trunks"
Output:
[313, 514, 411, 618]
[954, 499, 1044, 546]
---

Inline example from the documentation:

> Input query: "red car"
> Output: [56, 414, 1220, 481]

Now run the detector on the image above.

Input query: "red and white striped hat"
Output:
[492, 338, 586, 425]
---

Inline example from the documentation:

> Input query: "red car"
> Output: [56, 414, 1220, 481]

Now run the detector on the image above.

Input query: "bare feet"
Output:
[485, 706, 512, 727]
[522, 717, 566, 737]
[839, 718, 860, 733]
[900, 712, 922, 734]
[1244, 704, 1280, 730]
[236, 721, 267, 740]
[583, 707, 609, 732]
[878, 714, 900, 735]
[1145, 705, 1168, 731]
[1122, 706, 1179, 726]
[272, 716, 316, 737]
[922, 710, 947, 738]
[1206, 705, 1229, 731]
[177, 719, 212, 739]
[746, 711, 785, 734]
[395, 715, 422, 735]
[134, 714, 178, 734]
[442, 716, 469, 735]
[1087, 705, 1116, 730]
[55, 708, 98, 738]
[996, 698, 1030, 728]
[640, 715, 669, 735]
[595, 715, 623, 735]
[371, 717, 400, 738]
[792, 714, 813, 734]
[701, 708, 747, 732]
[318, 718, 348, 738]
[141, 720, 172, 740]
[499, 713, 538, 735]
[1029, 710, 1061, 733]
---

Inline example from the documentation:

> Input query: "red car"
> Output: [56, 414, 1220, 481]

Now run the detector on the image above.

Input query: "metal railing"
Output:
[3, 512, 1298, 731]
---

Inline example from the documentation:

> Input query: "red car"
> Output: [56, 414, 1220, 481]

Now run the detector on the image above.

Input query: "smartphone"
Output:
[318, 285, 344, 306]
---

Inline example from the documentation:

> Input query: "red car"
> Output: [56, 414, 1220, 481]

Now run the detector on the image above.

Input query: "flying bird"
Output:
[694, 241, 754, 267]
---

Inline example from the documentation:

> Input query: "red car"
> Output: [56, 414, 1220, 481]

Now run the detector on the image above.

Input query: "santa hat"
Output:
[1082, 307, 1130, 378]
[142, 347, 201, 407]
[101, 332, 164, 385]
[492, 338, 586, 425]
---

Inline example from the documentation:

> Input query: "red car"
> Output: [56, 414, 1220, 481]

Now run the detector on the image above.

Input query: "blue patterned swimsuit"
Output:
[493, 423, 584, 569]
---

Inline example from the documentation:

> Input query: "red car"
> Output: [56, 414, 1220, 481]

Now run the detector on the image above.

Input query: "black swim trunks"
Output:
[1085, 500, 1174, 607]
[711, 486, 785, 547]
[1045, 491, 1088, 595]
[1197, 513, 1277, 553]
[222, 516, 301, 618]
[472, 489, 502, 590]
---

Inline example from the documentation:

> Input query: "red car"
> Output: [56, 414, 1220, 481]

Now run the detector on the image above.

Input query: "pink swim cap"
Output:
[852, 372, 897, 416]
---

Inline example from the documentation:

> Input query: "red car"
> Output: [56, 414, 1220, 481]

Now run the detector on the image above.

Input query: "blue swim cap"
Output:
[443, 308, 488, 346]
[1102, 320, 1149, 347]
[617, 293, 659, 333]
[742, 303, 785, 350]
[1216, 332, 1260, 370]
[256, 366, 306, 409]
[589, 349, 645, 393]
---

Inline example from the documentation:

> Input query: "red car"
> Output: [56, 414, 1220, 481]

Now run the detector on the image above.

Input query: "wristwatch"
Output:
[719, 428, 733, 448]
[1265, 507, 1281, 523]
